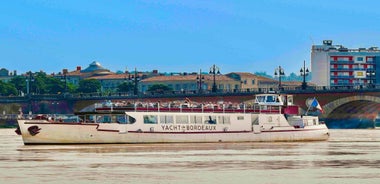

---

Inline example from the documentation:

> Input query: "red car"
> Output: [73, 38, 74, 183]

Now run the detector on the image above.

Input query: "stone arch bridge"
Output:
[1, 90, 379, 127]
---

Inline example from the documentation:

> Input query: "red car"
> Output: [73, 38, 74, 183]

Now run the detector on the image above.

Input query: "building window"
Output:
[355, 56, 365, 63]
[175, 84, 180, 91]
[337, 57, 349, 62]
[338, 72, 349, 76]
[244, 80, 247, 84]
[190, 84, 196, 90]
[252, 80, 255, 85]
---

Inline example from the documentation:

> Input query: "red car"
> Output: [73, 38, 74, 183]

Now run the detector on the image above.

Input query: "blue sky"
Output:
[2, 0, 380, 75]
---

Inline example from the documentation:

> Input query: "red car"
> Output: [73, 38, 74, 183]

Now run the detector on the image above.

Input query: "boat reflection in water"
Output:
[2, 129, 380, 184]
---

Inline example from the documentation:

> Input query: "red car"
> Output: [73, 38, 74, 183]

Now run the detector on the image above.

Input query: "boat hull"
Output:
[18, 120, 329, 145]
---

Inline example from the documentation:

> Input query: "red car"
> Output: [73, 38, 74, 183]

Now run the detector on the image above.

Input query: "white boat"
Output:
[17, 94, 329, 145]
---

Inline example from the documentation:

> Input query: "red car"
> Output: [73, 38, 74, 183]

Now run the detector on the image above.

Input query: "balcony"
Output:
[330, 75, 352, 79]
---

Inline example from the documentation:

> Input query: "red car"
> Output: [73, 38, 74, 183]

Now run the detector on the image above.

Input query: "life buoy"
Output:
[28, 126, 41, 136]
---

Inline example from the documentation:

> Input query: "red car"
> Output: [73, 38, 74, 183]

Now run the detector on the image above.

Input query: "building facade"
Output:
[139, 73, 241, 94]
[0, 68, 16, 82]
[311, 40, 380, 87]
[225, 72, 277, 91]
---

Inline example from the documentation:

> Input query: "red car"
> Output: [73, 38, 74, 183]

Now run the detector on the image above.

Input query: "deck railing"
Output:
[95, 102, 284, 114]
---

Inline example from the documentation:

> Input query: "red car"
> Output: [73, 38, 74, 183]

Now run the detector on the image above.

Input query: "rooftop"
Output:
[141, 74, 237, 82]
[81, 61, 110, 73]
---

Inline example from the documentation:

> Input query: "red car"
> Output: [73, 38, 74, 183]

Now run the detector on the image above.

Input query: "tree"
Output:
[254, 71, 272, 79]
[0, 81, 17, 96]
[117, 82, 134, 93]
[147, 84, 172, 94]
[76, 79, 101, 93]
[9, 76, 26, 94]
[31, 72, 66, 94]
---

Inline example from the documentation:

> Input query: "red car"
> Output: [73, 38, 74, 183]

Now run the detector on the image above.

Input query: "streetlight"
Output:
[274, 66, 285, 90]
[367, 70, 375, 88]
[127, 68, 139, 95]
[26, 71, 34, 95]
[300, 60, 310, 90]
[61, 69, 68, 93]
[52, 102, 59, 120]
[209, 64, 220, 92]
[196, 69, 205, 93]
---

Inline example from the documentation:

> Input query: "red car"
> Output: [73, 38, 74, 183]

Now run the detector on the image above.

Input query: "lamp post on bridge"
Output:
[61, 69, 68, 93]
[127, 68, 139, 95]
[209, 64, 220, 93]
[196, 69, 205, 93]
[274, 66, 285, 90]
[26, 71, 34, 95]
[300, 60, 310, 90]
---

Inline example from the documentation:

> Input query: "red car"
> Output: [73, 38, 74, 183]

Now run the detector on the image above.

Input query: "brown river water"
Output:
[1, 129, 380, 184]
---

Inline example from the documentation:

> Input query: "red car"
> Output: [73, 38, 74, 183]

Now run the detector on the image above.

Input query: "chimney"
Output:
[76, 66, 81, 71]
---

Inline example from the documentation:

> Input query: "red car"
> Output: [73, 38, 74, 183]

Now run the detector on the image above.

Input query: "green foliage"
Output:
[0, 80, 17, 96]
[65, 83, 76, 93]
[254, 71, 273, 79]
[30, 72, 67, 94]
[255, 71, 311, 82]
[9, 76, 26, 92]
[147, 84, 172, 93]
[8, 72, 69, 95]
[117, 82, 134, 93]
[76, 79, 101, 93]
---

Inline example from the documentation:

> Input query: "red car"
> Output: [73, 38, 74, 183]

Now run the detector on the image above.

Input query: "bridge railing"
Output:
[0, 84, 379, 102]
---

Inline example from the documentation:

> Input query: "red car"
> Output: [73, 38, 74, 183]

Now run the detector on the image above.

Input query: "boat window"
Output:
[252, 118, 259, 125]
[307, 119, 313, 126]
[115, 115, 127, 124]
[218, 116, 230, 124]
[256, 96, 265, 103]
[87, 115, 95, 123]
[128, 116, 136, 124]
[190, 115, 202, 124]
[96, 115, 111, 123]
[176, 115, 189, 124]
[204, 116, 217, 124]
[143, 115, 158, 124]
[237, 116, 244, 120]
[313, 119, 317, 125]
[160, 115, 174, 124]
[267, 96, 275, 102]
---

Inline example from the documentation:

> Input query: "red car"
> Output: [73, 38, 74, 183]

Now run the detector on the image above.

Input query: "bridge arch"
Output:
[321, 95, 380, 118]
